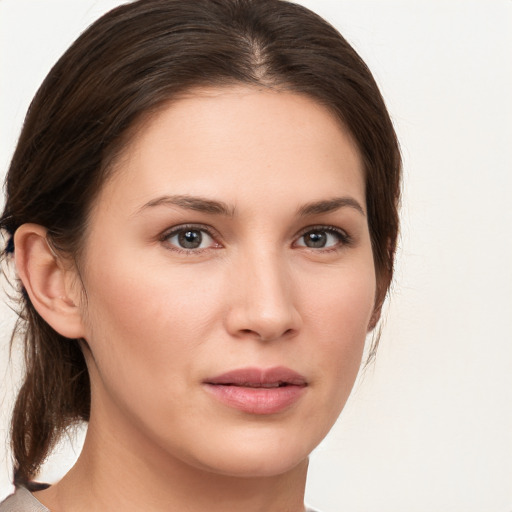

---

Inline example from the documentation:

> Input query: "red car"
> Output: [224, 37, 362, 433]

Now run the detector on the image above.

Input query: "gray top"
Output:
[0, 486, 321, 511]
[0, 487, 49, 512]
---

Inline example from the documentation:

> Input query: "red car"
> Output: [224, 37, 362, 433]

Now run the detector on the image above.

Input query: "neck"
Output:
[35, 402, 309, 512]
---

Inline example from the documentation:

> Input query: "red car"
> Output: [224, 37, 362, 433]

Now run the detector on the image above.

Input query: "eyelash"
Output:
[294, 225, 352, 252]
[159, 224, 352, 254]
[160, 224, 221, 254]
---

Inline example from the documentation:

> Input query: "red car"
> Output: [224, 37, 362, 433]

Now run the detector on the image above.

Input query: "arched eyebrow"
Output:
[137, 194, 364, 218]
[297, 197, 365, 217]
[137, 194, 235, 216]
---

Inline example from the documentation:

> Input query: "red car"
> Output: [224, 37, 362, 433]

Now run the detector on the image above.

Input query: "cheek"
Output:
[302, 254, 377, 338]
[79, 258, 222, 392]
[303, 258, 376, 395]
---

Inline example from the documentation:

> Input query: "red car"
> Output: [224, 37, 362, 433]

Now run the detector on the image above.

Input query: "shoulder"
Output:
[0, 487, 50, 512]
[0, 489, 320, 512]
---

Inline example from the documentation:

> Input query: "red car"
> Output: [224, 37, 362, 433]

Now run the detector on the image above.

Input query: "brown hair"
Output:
[0, 0, 401, 487]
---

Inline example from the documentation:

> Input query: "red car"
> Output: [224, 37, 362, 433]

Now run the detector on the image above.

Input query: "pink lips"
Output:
[203, 367, 307, 414]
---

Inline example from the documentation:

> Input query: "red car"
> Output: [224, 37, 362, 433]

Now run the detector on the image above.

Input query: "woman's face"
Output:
[75, 86, 376, 477]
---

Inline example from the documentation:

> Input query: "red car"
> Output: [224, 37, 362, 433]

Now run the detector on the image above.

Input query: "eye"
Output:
[295, 227, 349, 249]
[162, 226, 219, 251]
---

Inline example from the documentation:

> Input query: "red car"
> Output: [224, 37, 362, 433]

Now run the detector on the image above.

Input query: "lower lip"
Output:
[204, 384, 306, 414]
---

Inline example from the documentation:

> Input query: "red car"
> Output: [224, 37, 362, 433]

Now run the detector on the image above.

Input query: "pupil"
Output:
[178, 230, 202, 249]
[306, 231, 326, 248]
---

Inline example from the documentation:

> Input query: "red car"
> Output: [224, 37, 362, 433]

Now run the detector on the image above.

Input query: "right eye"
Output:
[162, 226, 220, 252]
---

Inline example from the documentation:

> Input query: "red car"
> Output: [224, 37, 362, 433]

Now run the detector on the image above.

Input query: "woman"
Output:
[0, 0, 401, 511]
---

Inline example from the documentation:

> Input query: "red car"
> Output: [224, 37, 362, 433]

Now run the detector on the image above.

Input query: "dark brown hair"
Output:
[0, 0, 401, 487]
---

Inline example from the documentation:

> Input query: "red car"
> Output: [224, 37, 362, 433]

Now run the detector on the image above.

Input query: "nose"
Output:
[224, 249, 302, 342]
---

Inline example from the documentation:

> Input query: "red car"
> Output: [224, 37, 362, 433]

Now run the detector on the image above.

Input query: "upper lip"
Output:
[204, 366, 307, 388]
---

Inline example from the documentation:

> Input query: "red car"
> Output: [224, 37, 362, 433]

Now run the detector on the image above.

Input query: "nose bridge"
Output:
[227, 243, 301, 341]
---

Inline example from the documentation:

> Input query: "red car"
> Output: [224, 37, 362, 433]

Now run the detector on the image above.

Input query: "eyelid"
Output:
[293, 224, 352, 248]
[159, 223, 222, 252]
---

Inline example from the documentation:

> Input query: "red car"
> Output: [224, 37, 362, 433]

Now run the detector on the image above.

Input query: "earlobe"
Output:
[14, 224, 85, 339]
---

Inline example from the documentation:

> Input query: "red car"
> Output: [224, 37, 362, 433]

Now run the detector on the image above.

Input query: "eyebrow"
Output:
[297, 197, 366, 217]
[138, 194, 235, 216]
[137, 194, 364, 218]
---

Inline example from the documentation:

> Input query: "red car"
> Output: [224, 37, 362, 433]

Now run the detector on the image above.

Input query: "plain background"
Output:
[1, 1, 511, 511]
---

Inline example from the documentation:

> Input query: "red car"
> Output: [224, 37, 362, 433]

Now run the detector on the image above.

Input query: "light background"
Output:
[0, 1, 511, 511]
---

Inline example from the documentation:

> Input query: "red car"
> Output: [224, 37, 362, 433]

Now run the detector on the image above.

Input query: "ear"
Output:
[14, 223, 86, 339]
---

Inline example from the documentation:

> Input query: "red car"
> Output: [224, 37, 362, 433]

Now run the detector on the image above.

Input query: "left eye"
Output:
[295, 228, 346, 249]
[164, 228, 216, 250]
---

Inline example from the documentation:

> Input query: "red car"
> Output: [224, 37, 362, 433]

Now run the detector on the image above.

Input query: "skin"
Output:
[19, 86, 377, 512]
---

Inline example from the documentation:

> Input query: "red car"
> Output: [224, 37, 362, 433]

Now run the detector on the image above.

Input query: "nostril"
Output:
[238, 327, 296, 341]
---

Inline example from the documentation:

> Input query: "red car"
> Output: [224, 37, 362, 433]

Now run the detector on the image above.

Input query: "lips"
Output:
[203, 367, 307, 414]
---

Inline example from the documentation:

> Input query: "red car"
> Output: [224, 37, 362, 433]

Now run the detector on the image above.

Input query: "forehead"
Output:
[96, 86, 365, 214]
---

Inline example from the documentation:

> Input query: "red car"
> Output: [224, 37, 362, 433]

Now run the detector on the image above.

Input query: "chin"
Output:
[179, 426, 320, 478]
[199, 450, 310, 479]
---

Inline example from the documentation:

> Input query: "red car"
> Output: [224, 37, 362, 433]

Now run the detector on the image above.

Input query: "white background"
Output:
[1, 1, 511, 511]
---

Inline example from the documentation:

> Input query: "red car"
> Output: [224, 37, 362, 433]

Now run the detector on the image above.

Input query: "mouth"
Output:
[203, 367, 307, 414]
